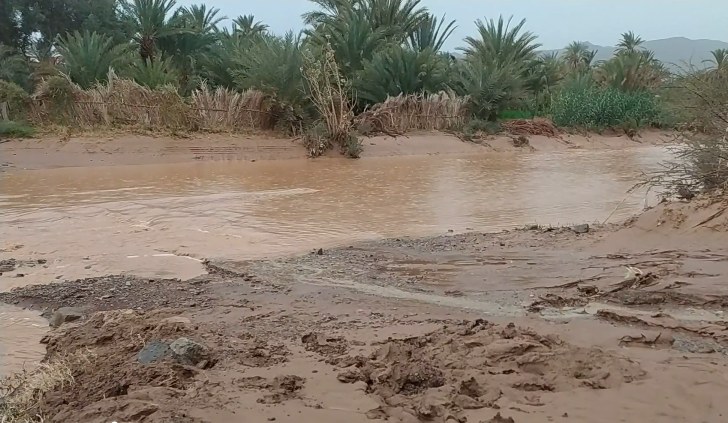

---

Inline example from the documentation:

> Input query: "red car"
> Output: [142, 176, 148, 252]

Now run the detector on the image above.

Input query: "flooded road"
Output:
[0, 146, 669, 374]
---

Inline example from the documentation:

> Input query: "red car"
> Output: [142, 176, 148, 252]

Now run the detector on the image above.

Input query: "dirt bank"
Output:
[1, 130, 673, 170]
[2, 198, 728, 422]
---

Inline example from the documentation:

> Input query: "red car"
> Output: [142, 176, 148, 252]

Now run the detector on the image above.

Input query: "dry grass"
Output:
[22, 71, 468, 141]
[501, 118, 561, 137]
[190, 84, 273, 132]
[0, 350, 95, 423]
[356, 92, 468, 135]
[27, 71, 273, 133]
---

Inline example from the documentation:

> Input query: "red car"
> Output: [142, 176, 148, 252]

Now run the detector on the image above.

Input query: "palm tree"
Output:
[361, 0, 428, 39]
[232, 31, 307, 109]
[582, 49, 597, 69]
[164, 4, 226, 92]
[562, 41, 596, 73]
[460, 16, 541, 68]
[520, 52, 563, 115]
[0, 45, 28, 84]
[355, 45, 449, 105]
[125, 57, 179, 88]
[615, 31, 645, 55]
[178, 4, 227, 34]
[595, 52, 661, 91]
[304, 0, 426, 40]
[706, 48, 728, 70]
[302, 0, 356, 26]
[307, 6, 392, 77]
[233, 15, 269, 38]
[530, 52, 563, 94]
[452, 58, 526, 121]
[408, 13, 456, 52]
[120, 0, 181, 62]
[56, 31, 133, 89]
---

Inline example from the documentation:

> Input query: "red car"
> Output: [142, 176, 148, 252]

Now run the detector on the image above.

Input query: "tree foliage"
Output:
[0, 0, 687, 133]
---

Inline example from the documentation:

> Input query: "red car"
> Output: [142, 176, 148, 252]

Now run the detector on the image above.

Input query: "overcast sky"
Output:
[178, 0, 727, 50]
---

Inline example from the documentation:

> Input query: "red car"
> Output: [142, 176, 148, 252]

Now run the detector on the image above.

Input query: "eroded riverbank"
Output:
[0, 130, 672, 171]
[1, 197, 728, 422]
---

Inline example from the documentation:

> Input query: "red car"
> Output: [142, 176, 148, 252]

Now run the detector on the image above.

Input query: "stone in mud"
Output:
[572, 223, 590, 234]
[138, 340, 173, 364]
[48, 306, 87, 328]
[169, 337, 209, 366]
[0, 259, 17, 272]
[485, 413, 516, 423]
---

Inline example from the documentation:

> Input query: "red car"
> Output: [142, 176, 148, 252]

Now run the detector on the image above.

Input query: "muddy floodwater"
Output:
[0, 147, 668, 374]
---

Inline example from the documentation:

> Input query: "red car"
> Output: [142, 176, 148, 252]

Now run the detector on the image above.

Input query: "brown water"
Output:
[0, 147, 669, 374]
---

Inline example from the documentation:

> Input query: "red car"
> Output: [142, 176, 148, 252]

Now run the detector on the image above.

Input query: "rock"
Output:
[48, 307, 87, 328]
[0, 259, 16, 272]
[169, 337, 209, 366]
[485, 413, 515, 423]
[572, 223, 590, 234]
[138, 341, 172, 364]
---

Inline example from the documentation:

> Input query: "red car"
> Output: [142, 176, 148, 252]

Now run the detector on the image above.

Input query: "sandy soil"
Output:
[1, 197, 728, 422]
[1, 130, 674, 170]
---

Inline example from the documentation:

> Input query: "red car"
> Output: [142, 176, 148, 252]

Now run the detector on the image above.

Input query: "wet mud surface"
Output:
[2, 198, 728, 422]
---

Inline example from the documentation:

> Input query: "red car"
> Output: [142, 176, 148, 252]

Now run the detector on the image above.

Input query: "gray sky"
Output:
[178, 0, 727, 51]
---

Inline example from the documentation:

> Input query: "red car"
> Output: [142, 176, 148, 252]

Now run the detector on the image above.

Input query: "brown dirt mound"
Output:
[35, 309, 212, 422]
[302, 331, 349, 357]
[335, 320, 646, 422]
[622, 196, 728, 234]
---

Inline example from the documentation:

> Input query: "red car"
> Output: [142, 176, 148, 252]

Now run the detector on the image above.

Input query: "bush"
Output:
[0, 81, 31, 121]
[550, 86, 660, 131]
[0, 120, 36, 137]
[302, 121, 331, 157]
[499, 109, 535, 120]
[644, 67, 728, 195]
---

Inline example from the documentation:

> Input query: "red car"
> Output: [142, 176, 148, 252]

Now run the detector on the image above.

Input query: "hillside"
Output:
[541, 37, 728, 70]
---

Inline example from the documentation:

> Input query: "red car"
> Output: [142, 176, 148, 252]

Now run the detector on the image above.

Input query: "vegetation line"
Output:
[0, 0, 726, 162]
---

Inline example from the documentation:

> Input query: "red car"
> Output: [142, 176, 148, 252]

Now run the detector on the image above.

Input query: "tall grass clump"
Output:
[302, 43, 360, 158]
[550, 85, 660, 131]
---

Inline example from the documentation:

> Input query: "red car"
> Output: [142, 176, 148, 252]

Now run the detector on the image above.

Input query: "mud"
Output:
[0, 131, 673, 170]
[335, 320, 646, 422]
[3, 198, 728, 422]
[0, 274, 216, 319]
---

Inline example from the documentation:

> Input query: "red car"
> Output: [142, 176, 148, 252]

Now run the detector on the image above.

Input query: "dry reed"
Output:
[356, 92, 468, 135]
[0, 350, 95, 423]
[190, 84, 273, 132]
[501, 118, 560, 137]
[28, 71, 273, 133]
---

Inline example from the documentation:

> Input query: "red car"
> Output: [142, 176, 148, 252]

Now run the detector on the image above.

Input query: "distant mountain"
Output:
[540, 37, 728, 71]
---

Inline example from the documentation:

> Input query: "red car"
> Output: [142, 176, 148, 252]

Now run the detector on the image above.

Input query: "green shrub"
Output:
[0, 120, 36, 137]
[0, 81, 31, 121]
[550, 86, 660, 131]
[499, 109, 535, 120]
